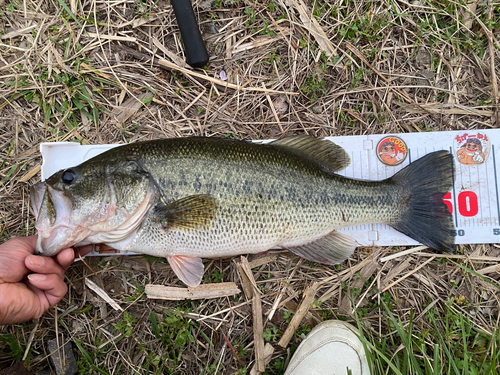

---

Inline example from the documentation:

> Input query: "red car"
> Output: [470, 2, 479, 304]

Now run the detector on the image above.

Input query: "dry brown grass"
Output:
[1, 0, 499, 373]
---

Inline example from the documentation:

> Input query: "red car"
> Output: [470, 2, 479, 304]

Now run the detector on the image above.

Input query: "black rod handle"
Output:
[171, 0, 209, 68]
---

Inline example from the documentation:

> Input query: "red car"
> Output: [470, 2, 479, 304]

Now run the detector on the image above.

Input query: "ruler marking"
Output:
[485, 156, 492, 226]
[468, 163, 476, 227]
[492, 144, 500, 226]
[450, 146, 458, 226]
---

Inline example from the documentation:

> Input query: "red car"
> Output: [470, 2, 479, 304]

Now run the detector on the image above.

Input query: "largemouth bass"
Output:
[31, 136, 454, 286]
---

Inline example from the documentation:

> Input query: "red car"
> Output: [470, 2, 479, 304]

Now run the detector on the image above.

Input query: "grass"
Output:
[5, 55, 109, 135]
[356, 298, 500, 375]
[0, 333, 25, 363]
[1, 251, 499, 374]
[349, 257, 500, 375]
[0, 0, 499, 372]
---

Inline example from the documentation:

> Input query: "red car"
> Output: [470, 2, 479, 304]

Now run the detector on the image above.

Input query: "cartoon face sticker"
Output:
[376, 136, 408, 166]
[454, 132, 490, 165]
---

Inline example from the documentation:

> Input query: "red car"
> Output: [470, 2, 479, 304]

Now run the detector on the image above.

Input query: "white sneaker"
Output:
[284, 320, 371, 375]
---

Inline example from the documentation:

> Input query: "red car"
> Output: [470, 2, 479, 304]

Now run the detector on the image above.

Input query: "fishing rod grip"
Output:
[171, 0, 209, 68]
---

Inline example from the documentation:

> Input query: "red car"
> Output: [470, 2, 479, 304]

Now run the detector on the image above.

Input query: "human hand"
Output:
[395, 152, 405, 161]
[472, 152, 484, 163]
[0, 236, 92, 325]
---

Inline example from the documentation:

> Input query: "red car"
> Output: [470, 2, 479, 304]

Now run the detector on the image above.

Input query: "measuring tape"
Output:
[332, 130, 498, 246]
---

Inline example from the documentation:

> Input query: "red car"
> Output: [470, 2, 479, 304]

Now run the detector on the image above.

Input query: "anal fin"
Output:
[167, 255, 204, 287]
[287, 231, 358, 265]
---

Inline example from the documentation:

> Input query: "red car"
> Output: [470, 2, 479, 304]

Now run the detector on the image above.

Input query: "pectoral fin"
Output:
[287, 231, 358, 265]
[167, 255, 204, 287]
[154, 195, 218, 231]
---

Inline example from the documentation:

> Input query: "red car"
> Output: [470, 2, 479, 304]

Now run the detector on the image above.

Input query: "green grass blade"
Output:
[450, 260, 500, 291]
[74, 339, 92, 362]
[431, 319, 461, 375]
[382, 303, 424, 375]
[362, 340, 404, 375]
[433, 343, 439, 375]
[150, 312, 159, 338]
[56, 0, 83, 28]
[0, 140, 15, 169]
[460, 314, 468, 375]
[1, 163, 18, 184]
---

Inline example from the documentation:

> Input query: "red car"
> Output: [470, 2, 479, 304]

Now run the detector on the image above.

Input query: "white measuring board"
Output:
[39, 129, 500, 252]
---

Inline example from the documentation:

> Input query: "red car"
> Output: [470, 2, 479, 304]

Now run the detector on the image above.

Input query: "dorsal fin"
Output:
[270, 135, 350, 172]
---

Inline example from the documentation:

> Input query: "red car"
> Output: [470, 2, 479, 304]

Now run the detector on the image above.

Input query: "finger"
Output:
[11, 235, 38, 254]
[0, 283, 46, 324]
[56, 248, 76, 270]
[27, 273, 68, 307]
[75, 245, 93, 257]
[54, 246, 94, 272]
[25, 255, 65, 279]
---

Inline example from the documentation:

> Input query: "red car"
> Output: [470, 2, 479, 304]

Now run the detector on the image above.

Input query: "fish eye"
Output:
[62, 169, 78, 185]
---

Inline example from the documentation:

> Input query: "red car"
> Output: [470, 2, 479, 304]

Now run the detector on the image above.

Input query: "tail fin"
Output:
[390, 150, 455, 252]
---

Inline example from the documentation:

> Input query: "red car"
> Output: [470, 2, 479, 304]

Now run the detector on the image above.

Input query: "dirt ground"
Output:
[0, 0, 499, 373]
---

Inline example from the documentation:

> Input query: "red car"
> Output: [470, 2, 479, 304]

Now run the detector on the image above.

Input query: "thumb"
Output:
[9, 235, 39, 254]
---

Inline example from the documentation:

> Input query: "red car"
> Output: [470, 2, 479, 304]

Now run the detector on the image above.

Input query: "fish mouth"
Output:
[31, 184, 90, 256]
[30, 182, 46, 220]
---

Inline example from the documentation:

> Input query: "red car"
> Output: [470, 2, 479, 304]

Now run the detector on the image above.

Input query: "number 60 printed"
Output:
[443, 191, 478, 217]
